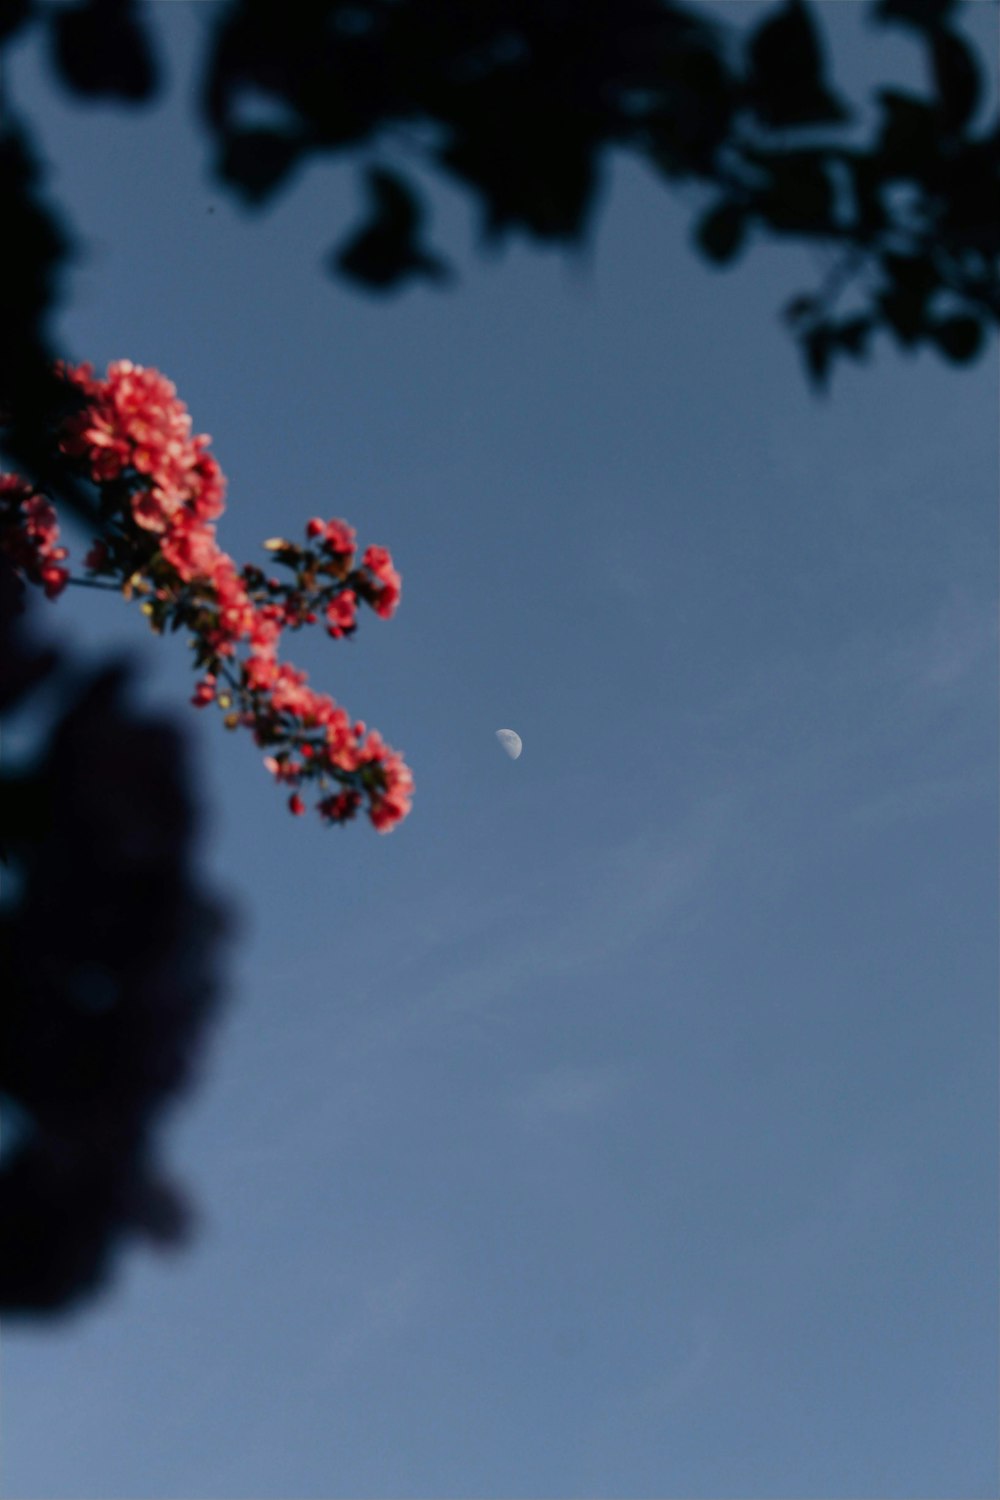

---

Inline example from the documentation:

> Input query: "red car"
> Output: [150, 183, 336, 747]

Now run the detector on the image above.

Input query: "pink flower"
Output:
[318, 790, 361, 824]
[361, 544, 402, 618]
[190, 446, 226, 522]
[160, 520, 223, 583]
[0, 474, 36, 506]
[39, 563, 70, 599]
[323, 519, 356, 556]
[131, 485, 185, 534]
[57, 361, 226, 538]
[248, 604, 283, 656]
[244, 651, 278, 691]
[0, 477, 70, 597]
[369, 749, 414, 831]
[85, 539, 110, 572]
[10, 362, 415, 836]
[324, 589, 357, 638]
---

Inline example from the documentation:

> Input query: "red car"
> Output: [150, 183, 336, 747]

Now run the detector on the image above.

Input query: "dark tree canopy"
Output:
[1, 0, 997, 485]
[201, 0, 1000, 379]
[0, 561, 229, 1315]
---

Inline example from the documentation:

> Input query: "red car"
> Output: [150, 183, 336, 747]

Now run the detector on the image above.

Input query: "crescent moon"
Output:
[495, 729, 522, 760]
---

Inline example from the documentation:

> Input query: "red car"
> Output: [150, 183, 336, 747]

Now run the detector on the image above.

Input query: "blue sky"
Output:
[2, 4, 997, 1496]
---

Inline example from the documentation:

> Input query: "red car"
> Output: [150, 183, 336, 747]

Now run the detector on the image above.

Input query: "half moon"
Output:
[495, 728, 522, 760]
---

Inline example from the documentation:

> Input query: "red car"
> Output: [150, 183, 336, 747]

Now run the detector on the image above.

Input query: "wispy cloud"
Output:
[898, 589, 997, 695]
[319, 1254, 441, 1381]
[509, 1059, 634, 1126]
[356, 789, 731, 1040]
[845, 771, 986, 832]
[646, 1315, 720, 1410]
[597, 1312, 723, 1433]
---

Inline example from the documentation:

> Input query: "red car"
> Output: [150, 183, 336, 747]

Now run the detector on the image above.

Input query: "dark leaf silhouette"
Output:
[750, 150, 835, 234]
[803, 324, 834, 387]
[878, 251, 940, 343]
[0, 0, 30, 44]
[49, 0, 159, 103]
[930, 312, 984, 360]
[836, 315, 874, 359]
[217, 126, 306, 204]
[334, 166, 450, 290]
[695, 200, 748, 264]
[0, 120, 97, 528]
[746, 0, 848, 127]
[929, 26, 981, 133]
[0, 563, 230, 1315]
[876, 89, 941, 176]
[874, 0, 957, 31]
[0, 0, 992, 402]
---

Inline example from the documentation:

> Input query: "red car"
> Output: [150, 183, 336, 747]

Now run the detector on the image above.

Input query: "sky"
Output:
[1, 3, 998, 1497]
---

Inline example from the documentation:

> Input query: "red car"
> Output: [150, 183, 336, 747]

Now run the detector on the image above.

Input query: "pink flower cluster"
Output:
[0, 474, 70, 598]
[0, 360, 412, 832]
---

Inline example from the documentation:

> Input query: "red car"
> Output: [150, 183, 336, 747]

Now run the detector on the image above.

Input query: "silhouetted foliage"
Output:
[48, 0, 159, 102]
[196, 0, 998, 387]
[0, 0, 996, 492]
[0, 562, 229, 1314]
[333, 166, 452, 289]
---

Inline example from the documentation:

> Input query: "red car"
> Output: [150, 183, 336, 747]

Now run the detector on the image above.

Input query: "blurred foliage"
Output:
[0, 0, 995, 456]
[0, 562, 229, 1315]
[195, 0, 997, 385]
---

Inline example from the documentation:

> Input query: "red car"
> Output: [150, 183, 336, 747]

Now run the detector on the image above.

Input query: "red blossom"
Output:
[160, 519, 224, 583]
[361, 543, 402, 618]
[323, 519, 356, 555]
[324, 588, 357, 638]
[318, 790, 361, 824]
[3, 361, 413, 833]
[0, 475, 70, 598]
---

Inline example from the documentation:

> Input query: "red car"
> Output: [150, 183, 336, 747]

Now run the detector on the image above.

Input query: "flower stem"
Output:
[65, 576, 121, 592]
